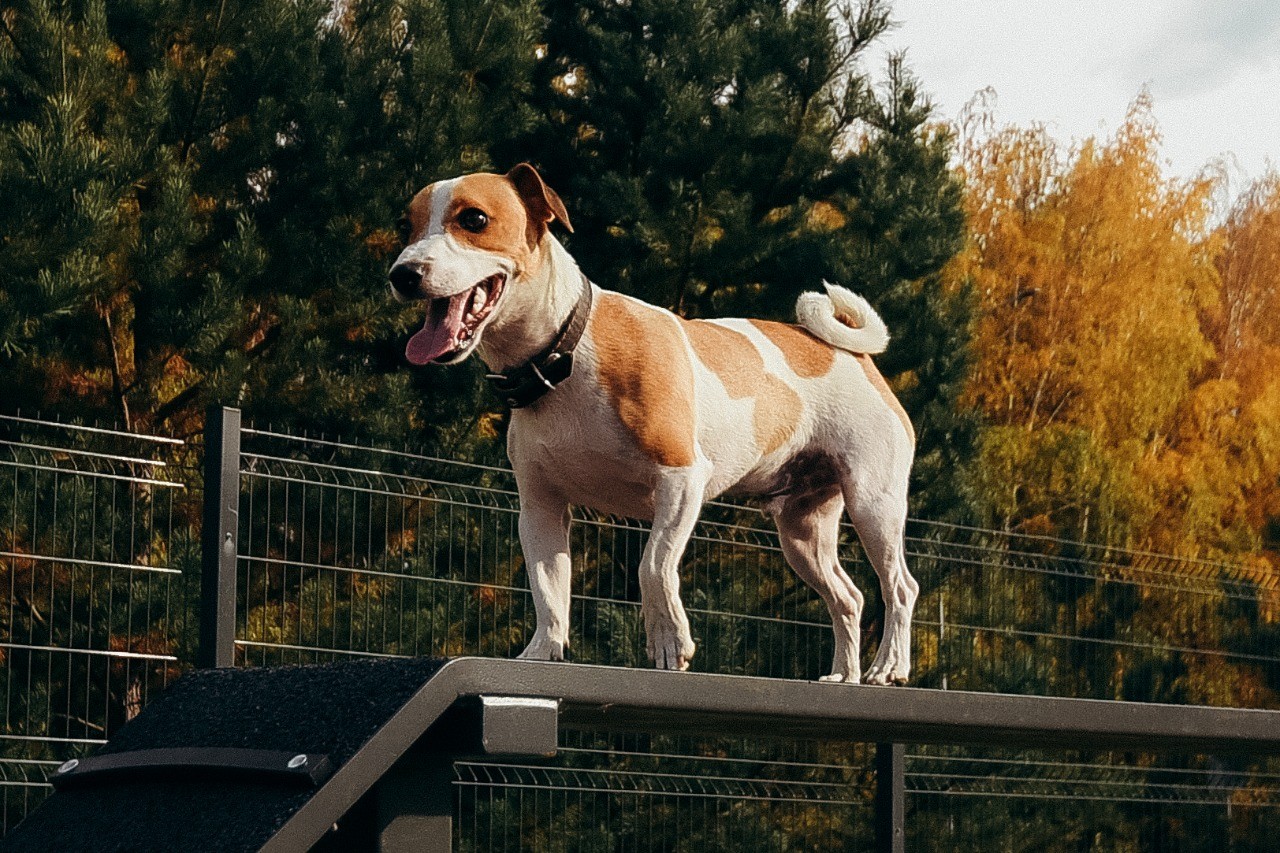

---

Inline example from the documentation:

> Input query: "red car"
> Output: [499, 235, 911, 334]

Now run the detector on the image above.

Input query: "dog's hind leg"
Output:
[775, 490, 865, 683]
[516, 483, 573, 662]
[843, 472, 917, 686]
[639, 461, 711, 671]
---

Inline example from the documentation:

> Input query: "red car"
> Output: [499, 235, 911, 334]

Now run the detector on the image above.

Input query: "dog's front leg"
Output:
[516, 487, 573, 662]
[640, 462, 711, 671]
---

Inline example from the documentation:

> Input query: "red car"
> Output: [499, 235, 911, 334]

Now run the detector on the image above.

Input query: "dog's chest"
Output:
[506, 366, 662, 519]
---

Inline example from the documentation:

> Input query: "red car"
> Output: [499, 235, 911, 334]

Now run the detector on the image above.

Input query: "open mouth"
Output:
[405, 273, 506, 365]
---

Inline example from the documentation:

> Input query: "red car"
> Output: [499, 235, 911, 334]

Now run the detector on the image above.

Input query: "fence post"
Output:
[199, 406, 241, 669]
[875, 742, 905, 853]
[376, 760, 454, 853]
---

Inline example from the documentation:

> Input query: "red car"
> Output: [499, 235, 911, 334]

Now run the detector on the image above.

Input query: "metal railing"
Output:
[5, 404, 1280, 847]
[219, 411, 1280, 709]
[455, 732, 877, 852]
[0, 412, 193, 832]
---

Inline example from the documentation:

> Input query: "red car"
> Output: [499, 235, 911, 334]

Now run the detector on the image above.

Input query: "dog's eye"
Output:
[457, 208, 489, 233]
[396, 215, 412, 244]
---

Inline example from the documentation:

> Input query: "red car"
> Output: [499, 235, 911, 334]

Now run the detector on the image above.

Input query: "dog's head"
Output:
[388, 164, 573, 365]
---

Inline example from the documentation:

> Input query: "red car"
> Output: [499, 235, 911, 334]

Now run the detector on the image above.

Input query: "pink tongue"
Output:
[406, 291, 469, 365]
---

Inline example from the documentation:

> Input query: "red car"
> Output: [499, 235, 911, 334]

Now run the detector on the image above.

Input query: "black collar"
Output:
[486, 274, 594, 408]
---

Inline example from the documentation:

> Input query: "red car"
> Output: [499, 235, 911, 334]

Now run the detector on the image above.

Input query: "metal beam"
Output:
[49, 747, 332, 790]
[265, 658, 1280, 852]
[376, 761, 453, 853]
[479, 660, 1280, 753]
[874, 743, 905, 853]
[198, 406, 241, 669]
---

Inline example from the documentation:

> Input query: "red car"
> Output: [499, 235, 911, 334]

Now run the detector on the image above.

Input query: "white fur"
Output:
[427, 177, 461, 236]
[796, 280, 890, 355]
[400, 174, 918, 685]
[392, 179, 515, 303]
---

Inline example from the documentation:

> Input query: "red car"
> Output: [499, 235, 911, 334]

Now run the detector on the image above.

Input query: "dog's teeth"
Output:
[472, 289, 485, 312]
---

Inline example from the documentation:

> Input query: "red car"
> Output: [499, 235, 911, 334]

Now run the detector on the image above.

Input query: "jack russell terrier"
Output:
[389, 164, 918, 685]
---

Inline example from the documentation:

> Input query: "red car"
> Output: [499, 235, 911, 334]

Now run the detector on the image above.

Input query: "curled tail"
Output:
[795, 281, 889, 355]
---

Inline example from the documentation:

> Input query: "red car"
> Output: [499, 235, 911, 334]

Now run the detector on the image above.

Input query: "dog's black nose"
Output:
[389, 262, 425, 298]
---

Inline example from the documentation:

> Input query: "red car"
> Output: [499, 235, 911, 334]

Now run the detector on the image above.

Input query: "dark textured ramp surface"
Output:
[2, 657, 448, 853]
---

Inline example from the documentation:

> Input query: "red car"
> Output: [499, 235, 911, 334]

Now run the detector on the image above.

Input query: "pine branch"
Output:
[102, 309, 133, 431]
[0, 12, 38, 75]
[672, 195, 702, 316]
[153, 379, 203, 429]
[179, 0, 229, 163]
[153, 315, 283, 427]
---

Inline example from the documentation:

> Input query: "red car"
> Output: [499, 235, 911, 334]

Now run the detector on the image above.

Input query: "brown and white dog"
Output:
[389, 164, 918, 685]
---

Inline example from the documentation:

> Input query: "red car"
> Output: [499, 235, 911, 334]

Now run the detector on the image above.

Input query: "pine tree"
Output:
[514, 0, 972, 516]
[0, 0, 543, 449]
[0, 0, 187, 430]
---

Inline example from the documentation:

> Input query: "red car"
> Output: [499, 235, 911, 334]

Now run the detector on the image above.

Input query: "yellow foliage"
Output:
[364, 227, 400, 258]
[805, 201, 846, 231]
[955, 91, 1280, 570]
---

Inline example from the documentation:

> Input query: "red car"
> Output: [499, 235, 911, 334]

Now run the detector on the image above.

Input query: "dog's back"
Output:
[392, 164, 917, 683]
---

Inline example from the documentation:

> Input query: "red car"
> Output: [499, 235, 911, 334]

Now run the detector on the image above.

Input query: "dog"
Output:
[389, 164, 918, 685]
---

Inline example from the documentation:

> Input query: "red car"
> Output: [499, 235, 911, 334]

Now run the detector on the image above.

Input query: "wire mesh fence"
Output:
[906, 747, 1280, 852]
[233, 425, 1280, 709]
[449, 730, 1280, 853]
[0, 413, 194, 833]
[0, 758, 58, 840]
[454, 731, 877, 853]
[6, 410, 1280, 846]
[227, 423, 1280, 850]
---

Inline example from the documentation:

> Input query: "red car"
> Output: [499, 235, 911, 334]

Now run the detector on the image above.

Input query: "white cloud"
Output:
[875, 0, 1278, 183]
[1126, 0, 1280, 98]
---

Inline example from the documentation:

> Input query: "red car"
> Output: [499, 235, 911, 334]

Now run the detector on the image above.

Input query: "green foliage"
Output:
[0, 0, 546, 449]
[2, 0, 974, 511]
[517, 0, 971, 512]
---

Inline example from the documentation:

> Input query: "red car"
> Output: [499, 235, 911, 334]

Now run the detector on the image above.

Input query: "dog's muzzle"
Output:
[389, 261, 427, 301]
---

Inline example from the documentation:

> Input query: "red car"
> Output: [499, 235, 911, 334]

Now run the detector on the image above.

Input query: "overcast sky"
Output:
[876, 0, 1280, 187]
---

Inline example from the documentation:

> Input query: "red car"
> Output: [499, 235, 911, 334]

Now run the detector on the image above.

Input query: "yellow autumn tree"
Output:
[953, 93, 1222, 548]
[1146, 172, 1280, 560]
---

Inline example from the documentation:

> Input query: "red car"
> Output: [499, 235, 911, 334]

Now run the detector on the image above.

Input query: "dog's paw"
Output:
[818, 671, 861, 684]
[863, 664, 909, 686]
[645, 619, 695, 672]
[517, 636, 566, 662]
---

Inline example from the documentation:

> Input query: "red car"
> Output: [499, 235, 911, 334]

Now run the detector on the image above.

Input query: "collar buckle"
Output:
[485, 275, 593, 408]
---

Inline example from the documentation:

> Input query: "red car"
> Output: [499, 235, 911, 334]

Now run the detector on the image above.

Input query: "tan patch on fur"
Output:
[405, 174, 542, 275]
[754, 375, 804, 455]
[685, 321, 801, 455]
[405, 186, 433, 241]
[591, 294, 698, 468]
[747, 320, 835, 379]
[447, 174, 538, 265]
[856, 354, 915, 445]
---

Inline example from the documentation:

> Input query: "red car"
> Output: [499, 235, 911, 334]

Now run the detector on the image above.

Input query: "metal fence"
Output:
[450, 733, 1280, 853]
[6, 405, 1280, 847]
[904, 748, 1280, 852]
[453, 731, 879, 852]
[209, 410, 1280, 850]
[228, 416, 1280, 708]
[0, 413, 193, 833]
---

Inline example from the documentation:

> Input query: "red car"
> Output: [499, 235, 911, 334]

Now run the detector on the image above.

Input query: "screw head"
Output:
[287, 754, 308, 769]
[57, 759, 79, 774]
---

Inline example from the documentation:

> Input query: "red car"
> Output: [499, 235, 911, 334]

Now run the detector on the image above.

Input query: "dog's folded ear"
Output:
[507, 163, 574, 246]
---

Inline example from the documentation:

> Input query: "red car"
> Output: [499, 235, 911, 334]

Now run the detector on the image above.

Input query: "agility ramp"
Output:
[7, 657, 1280, 853]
